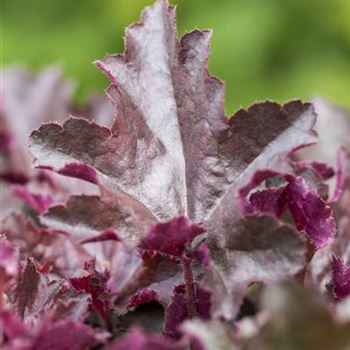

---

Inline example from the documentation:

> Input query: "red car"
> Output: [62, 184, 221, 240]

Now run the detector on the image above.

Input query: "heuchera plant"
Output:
[1, 1, 350, 349]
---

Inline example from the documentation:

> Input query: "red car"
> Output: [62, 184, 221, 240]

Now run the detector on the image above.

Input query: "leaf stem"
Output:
[296, 241, 316, 286]
[182, 256, 196, 318]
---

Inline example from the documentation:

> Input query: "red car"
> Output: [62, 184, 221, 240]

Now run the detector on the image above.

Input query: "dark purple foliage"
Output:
[139, 217, 205, 258]
[80, 230, 120, 244]
[57, 162, 99, 185]
[70, 262, 113, 327]
[12, 185, 53, 214]
[240, 170, 336, 248]
[164, 284, 211, 338]
[329, 255, 350, 300]
[0, 238, 18, 290]
[1, 0, 350, 349]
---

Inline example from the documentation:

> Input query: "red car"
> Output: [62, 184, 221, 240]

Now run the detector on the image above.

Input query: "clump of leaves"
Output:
[1, 0, 350, 349]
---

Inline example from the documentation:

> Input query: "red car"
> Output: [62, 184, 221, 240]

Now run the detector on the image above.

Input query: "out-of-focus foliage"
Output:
[3, 0, 350, 113]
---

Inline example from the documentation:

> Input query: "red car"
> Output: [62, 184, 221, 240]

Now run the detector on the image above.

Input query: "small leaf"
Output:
[10, 258, 61, 320]
[41, 194, 156, 245]
[80, 229, 120, 244]
[0, 309, 28, 340]
[240, 170, 336, 248]
[12, 185, 53, 214]
[139, 217, 205, 258]
[12, 258, 40, 318]
[127, 289, 159, 309]
[329, 255, 350, 300]
[164, 284, 211, 338]
[31, 320, 98, 350]
[0, 238, 18, 290]
[70, 262, 113, 323]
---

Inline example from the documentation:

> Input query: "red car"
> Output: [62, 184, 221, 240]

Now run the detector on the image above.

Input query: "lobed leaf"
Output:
[203, 215, 306, 319]
[30, 0, 317, 234]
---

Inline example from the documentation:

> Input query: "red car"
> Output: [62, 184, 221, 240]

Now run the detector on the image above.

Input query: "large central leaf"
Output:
[30, 0, 316, 238]
[28, 0, 318, 319]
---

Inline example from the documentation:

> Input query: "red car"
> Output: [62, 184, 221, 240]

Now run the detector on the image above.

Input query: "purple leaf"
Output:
[0, 309, 28, 340]
[27, 0, 317, 320]
[11, 258, 41, 318]
[80, 229, 120, 244]
[41, 194, 156, 245]
[292, 160, 335, 180]
[139, 217, 205, 320]
[30, 1, 317, 232]
[240, 170, 336, 248]
[127, 289, 159, 309]
[0, 238, 18, 290]
[3, 0, 350, 346]
[0, 67, 74, 195]
[106, 245, 147, 300]
[9, 258, 61, 320]
[12, 185, 53, 214]
[57, 162, 99, 185]
[70, 263, 114, 327]
[107, 246, 182, 309]
[139, 217, 205, 258]
[0, 66, 109, 224]
[0, 171, 29, 185]
[164, 284, 211, 338]
[2, 214, 91, 278]
[0, 310, 101, 350]
[193, 244, 212, 268]
[203, 215, 306, 319]
[2, 66, 114, 173]
[245, 186, 288, 217]
[296, 98, 350, 207]
[0, 130, 15, 153]
[31, 320, 98, 350]
[329, 255, 350, 300]
[164, 289, 187, 338]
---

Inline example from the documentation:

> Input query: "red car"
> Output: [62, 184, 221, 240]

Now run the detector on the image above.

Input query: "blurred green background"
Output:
[3, 0, 350, 114]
